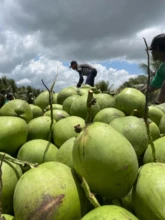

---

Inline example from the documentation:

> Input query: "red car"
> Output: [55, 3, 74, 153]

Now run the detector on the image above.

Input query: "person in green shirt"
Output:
[5, 93, 14, 103]
[148, 34, 165, 104]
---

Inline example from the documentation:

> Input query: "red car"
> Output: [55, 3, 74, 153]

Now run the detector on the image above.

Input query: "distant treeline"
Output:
[0, 76, 42, 103]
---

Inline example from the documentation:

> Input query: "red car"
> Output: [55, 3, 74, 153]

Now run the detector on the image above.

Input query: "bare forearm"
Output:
[156, 80, 165, 103]
[141, 84, 157, 94]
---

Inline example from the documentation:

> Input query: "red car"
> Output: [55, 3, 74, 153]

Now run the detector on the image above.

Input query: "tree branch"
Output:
[41, 67, 58, 142]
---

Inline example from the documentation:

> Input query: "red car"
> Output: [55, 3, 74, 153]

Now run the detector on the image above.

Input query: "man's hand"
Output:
[77, 83, 82, 88]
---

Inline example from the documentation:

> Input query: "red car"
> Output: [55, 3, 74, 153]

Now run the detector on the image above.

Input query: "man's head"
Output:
[149, 34, 165, 61]
[7, 93, 14, 100]
[69, 61, 77, 70]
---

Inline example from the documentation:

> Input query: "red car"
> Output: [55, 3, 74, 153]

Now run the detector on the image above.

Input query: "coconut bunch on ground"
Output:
[0, 85, 165, 220]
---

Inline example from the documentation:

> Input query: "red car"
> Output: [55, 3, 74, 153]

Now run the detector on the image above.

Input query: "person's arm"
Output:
[77, 72, 84, 87]
[148, 86, 157, 92]
[156, 80, 165, 103]
[77, 67, 84, 87]
[141, 84, 157, 94]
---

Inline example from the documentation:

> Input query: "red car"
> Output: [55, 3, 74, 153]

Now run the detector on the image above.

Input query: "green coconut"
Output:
[94, 107, 125, 124]
[70, 95, 100, 120]
[121, 189, 133, 213]
[110, 116, 148, 157]
[148, 105, 164, 126]
[34, 91, 57, 110]
[143, 136, 165, 164]
[115, 88, 145, 116]
[55, 137, 75, 168]
[27, 116, 56, 141]
[159, 114, 165, 134]
[17, 139, 58, 170]
[77, 88, 89, 96]
[62, 95, 79, 114]
[29, 104, 43, 119]
[44, 109, 69, 121]
[13, 162, 89, 220]
[0, 116, 28, 155]
[94, 93, 115, 109]
[53, 116, 85, 148]
[81, 84, 92, 90]
[73, 122, 138, 199]
[45, 104, 63, 111]
[149, 121, 160, 141]
[0, 99, 33, 123]
[1, 214, 15, 220]
[81, 205, 139, 220]
[52, 93, 58, 104]
[132, 163, 165, 220]
[0, 153, 22, 214]
[155, 103, 165, 114]
[57, 86, 78, 104]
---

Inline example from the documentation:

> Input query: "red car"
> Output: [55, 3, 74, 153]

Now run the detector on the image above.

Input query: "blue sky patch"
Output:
[99, 60, 143, 75]
[64, 60, 144, 76]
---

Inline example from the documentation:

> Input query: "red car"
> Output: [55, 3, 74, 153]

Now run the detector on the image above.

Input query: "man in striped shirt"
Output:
[69, 61, 97, 88]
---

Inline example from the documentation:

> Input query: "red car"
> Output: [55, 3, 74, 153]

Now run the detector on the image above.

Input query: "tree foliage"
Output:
[95, 80, 114, 93]
[139, 58, 161, 78]
[0, 76, 42, 103]
[118, 75, 147, 91]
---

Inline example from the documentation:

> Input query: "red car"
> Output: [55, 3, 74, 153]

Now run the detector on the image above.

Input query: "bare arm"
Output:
[148, 86, 157, 92]
[141, 84, 157, 93]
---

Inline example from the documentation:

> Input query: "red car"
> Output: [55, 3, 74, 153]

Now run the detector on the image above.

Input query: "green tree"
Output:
[0, 76, 42, 103]
[95, 80, 114, 93]
[8, 78, 17, 93]
[139, 58, 161, 79]
[118, 75, 147, 91]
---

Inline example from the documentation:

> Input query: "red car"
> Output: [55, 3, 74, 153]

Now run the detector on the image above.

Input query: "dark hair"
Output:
[149, 34, 165, 52]
[7, 93, 13, 98]
[69, 60, 77, 68]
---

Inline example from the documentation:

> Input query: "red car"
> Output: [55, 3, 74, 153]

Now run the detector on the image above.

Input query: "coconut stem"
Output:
[143, 38, 157, 162]
[74, 124, 83, 133]
[0, 154, 37, 217]
[0, 154, 38, 169]
[81, 177, 100, 208]
[41, 80, 54, 142]
[41, 67, 58, 139]
[130, 109, 138, 116]
[86, 90, 96, 124]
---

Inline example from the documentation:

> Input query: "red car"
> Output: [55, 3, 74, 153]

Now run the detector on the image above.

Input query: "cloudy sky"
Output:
[0, 0, 165, 92]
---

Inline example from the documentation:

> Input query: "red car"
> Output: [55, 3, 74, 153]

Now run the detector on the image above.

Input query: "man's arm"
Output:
[77, 72, 84, 88]
[148, 86, 157, 92]
[141, 84, 157, 94]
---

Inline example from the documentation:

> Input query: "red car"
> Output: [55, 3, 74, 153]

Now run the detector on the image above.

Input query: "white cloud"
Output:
[16, 78, 31, 85]
[93, 64, 137, 89]
[8, 56, 138, 92]
[0, 30, 42, 73]
[0, 0, 165, 91]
